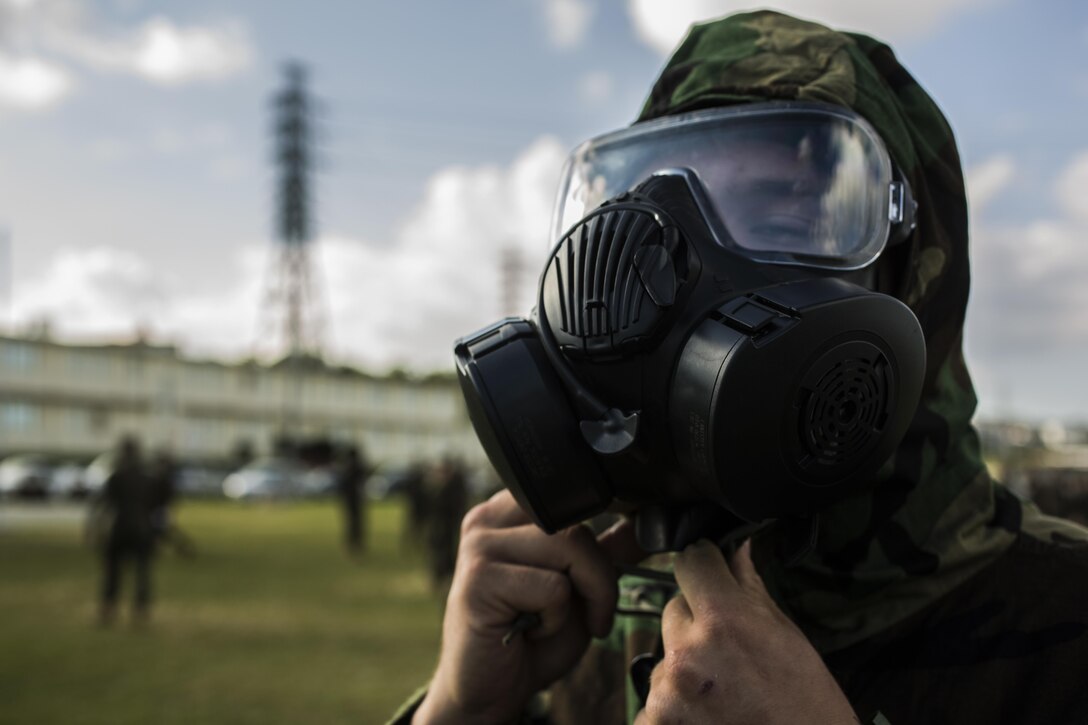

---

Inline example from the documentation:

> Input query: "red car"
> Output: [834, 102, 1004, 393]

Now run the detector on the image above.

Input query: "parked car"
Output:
[366, 462, 417, 500]
[176, 467, 228, 498]
[48, 463, 88, 498]
[222, 457, 310, 500]
[81, 452, 114, 498]
[300, 466, 336, 497]
[0, 455, 54, 498]
[75, 455, 227, 499]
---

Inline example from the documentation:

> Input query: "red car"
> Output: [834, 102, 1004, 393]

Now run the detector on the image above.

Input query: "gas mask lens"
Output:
[551, 102, 902, 270]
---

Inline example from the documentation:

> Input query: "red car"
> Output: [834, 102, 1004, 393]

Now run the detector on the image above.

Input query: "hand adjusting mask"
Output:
[455, 102, 925, 551]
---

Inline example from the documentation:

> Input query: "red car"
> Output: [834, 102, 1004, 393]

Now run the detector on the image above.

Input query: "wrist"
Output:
[411, 681, 520, 725]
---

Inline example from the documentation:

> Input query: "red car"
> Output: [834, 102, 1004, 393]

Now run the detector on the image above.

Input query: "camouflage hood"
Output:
[638, 10, 1018, 652]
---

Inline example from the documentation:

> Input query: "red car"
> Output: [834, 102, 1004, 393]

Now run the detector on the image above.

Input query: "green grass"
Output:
[0, 499, 445, 724]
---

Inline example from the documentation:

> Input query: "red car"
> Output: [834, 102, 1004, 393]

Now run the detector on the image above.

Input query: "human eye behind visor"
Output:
[550, 102, 899, 271]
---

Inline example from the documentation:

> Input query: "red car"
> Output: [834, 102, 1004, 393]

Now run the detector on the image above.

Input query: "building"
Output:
[0, 333, 485, 468]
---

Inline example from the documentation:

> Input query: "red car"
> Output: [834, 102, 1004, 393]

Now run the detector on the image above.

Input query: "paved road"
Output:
[0, 502, 87, 530]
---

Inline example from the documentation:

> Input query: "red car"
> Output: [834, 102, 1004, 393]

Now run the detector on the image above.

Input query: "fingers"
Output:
[465, 523, 618, 637]
[460, 489, 532, 532]
[728, 539, 765, 593]
[661, 591, 693, 642]
[479, 562, 572, 639]
[674, 539, 774, 618]
[637, 539, 843, 725]
[673, 539, 737, 616]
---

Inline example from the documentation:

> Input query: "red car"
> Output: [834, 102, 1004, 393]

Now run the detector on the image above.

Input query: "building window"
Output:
[188, 366, 224, 390]
[0, 342, 40, 372]
[0, 403, 39, 431]
[238, 368, 259, 391]
[60, 408, 92, 434]
[68, 352, 114, 378]
[126, 357, 145, 379]
[370, 385, 388, 406]
[90, 407, 110, 433]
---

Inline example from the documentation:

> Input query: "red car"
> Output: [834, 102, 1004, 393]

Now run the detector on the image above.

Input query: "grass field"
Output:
[0, 499, 445, 724]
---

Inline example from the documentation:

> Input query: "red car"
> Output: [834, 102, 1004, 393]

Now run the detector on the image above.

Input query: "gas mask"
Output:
[454, 102, 926, 551]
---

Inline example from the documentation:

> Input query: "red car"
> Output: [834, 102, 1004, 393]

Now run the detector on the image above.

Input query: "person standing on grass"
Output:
[95, 435, 157, 626]
[338, 444, 369, 555]
[425, 456, 469, 592]
[401, 460, 430, 552]
[149, 449, 196, 558]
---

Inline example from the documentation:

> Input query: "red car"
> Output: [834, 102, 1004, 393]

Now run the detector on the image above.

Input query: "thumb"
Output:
[728, 540, 769, 596]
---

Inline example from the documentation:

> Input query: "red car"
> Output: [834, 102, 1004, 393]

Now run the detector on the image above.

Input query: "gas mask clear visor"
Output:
[551, 101, 913, 271]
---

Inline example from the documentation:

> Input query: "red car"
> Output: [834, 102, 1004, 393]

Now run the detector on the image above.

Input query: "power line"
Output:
[257, 61, 331, 436]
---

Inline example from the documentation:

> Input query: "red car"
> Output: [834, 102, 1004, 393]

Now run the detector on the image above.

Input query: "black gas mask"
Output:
[455, 103, 925, 551]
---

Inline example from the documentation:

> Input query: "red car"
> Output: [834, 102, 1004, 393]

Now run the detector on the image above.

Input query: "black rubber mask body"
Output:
[455, 172, 925, 546]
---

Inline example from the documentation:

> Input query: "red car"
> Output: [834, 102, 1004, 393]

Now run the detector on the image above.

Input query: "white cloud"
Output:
[54, 15, 252, 84]
[1056, 151, 1088, 222]
[86, 123, 235, 167]
[965, 154, 1015, 216]
[150, 122, 231, 155]
[0, 0, 39, 12]
[208, 155, 247, 181]
[12, 137, 570, 371]
[10, 242, 262, 353]
[11, 247, 167, 338]
[626, 0, 998, 56]
[150, 127, 185, 155]
[0, 52, 72, 109]
[541, 0, 593, 49]
[166, 247, 264, 354]
[947, 151, 1088, 419]
[0, 1, 253, 101]
[968, 151, 1088, 361]
[578, 70, 613, 103]
[340, 135, 568, 368]
[134, 17, 250, 84]
[87, 137, 132, 162]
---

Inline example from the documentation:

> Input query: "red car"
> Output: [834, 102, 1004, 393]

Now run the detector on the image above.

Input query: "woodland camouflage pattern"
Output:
[544, 10, 1088, 724]
[391, 10, 1088, 725]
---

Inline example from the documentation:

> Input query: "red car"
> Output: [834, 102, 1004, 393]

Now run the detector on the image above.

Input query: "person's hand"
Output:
[635, 540, 858, 725]
[413, 490, 643, 725]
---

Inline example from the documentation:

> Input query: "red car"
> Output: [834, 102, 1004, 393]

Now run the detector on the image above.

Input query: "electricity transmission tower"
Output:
[258, 61, 326, 436]
[500, 245, 526, 317]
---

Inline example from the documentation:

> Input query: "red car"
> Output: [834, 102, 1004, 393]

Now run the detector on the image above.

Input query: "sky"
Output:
[0, 0, 1086, 423]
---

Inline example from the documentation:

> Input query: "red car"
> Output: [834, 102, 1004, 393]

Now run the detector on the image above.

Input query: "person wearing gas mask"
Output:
[394, 11, 1088, 725]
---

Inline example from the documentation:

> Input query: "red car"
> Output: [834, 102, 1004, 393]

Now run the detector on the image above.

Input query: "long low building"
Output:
[0, 333, 485, 468]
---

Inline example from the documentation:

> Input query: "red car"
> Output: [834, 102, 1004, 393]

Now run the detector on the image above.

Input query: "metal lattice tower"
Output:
[258, 61, 325, 363]
[500, 245, 526, 317]
[256, 61, 327, 438]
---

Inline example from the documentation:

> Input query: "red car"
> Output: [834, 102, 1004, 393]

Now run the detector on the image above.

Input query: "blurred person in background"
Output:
[338, 444, 369, 555]
[92, 435, 157, 626]
[425, 456, 468, 593]
[401, 460, 431, 552]
[149, 449, 196, 558]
